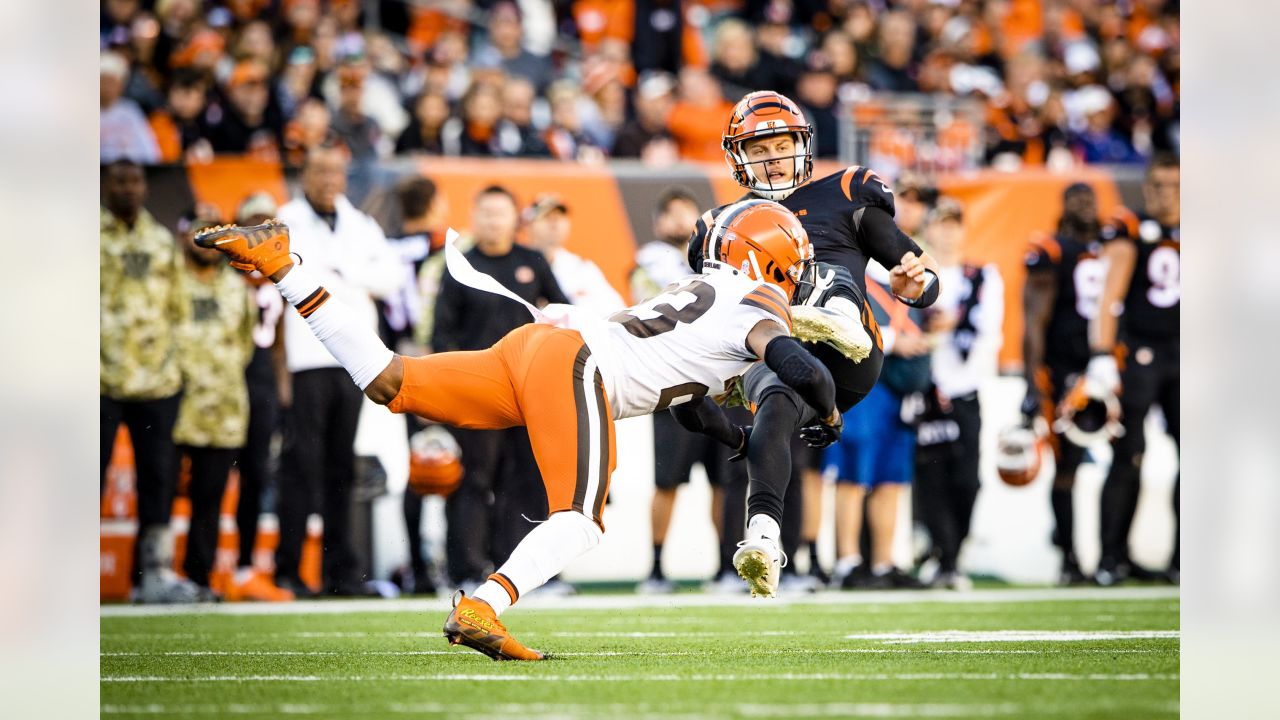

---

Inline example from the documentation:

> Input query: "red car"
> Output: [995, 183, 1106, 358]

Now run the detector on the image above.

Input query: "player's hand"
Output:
[889, 252, 928, 300]
[1086, 354, 1120, 393]
[800, 410, 843, 449]
[890, 332, 931, 358]
[728, 425, 752, 462]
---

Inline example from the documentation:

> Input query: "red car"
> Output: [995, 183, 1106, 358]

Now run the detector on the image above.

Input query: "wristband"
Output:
[897, 269, 939, 308]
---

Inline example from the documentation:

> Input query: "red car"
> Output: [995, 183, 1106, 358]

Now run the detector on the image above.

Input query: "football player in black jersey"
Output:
[1088, 153, 1180, 586]
[672, 91, 940, 596]
[1022, 182, 1111, 585]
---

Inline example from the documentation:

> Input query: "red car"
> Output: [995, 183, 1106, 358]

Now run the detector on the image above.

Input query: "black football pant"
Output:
[179, 445, 238, 587]
[1045, 365, 1089, 556]
[445, 427, 542, 584]
[1100, 341, 1180, 569]
[236, 372, 279, 567]
[101, 393, 181, 585]
[276, 368, 364, 590]
[915, 394, 982, 574]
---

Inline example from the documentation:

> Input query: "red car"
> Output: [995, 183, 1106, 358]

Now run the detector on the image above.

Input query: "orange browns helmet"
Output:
[704, 199, 815, 300]
[723, 91, 815, 201]
[407, 425, 463, 497]
[995, 416, 1048, 487]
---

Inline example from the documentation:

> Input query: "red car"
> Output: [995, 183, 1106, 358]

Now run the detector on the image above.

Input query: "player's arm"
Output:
[1087, 238, 1136, 390]
[670, 396, 748, 453]
[1022, 267, 1056, 412]
[746, 320, 837, 426]
[857, 206, 941, 307]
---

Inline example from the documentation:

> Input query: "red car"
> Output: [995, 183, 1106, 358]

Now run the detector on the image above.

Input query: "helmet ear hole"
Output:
[772, 267, 786, 283]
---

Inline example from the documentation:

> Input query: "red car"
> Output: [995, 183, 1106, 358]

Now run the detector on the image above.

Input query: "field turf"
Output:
[101, 587, 1178, 719]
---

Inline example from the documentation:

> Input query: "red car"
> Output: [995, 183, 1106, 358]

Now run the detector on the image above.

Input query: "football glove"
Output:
[1086, 353, 1120, 392]
[799, 412, 843, 449]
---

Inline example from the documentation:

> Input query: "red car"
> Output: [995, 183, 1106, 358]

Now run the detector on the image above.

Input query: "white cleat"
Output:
[733, 538, 786, 598]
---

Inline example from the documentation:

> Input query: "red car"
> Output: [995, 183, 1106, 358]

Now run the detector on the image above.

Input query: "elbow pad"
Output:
[763, 336, 836, 420]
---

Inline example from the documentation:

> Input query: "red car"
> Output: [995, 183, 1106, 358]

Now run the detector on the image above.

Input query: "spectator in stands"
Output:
[667, 67, 733, 163]
[475, 1, 554, 92]
[525, 194, 624, 315]
[544, 80, 608, 163]
[754, 17, 805, 99]
[821, 29, 862, 92]
[100, 160, 192, 602]
[331, 63, 385, 161]
[227, 194, 295, 602]
[795, 52, 841, 159]
[709, 18, 768, 102]
[914, 199, 1004, 591]
[1071, 85, 1144, 164]
[274, 143, 402, 597]
[864, 11, 919, 92]
[172, 206, 256, 602]
[202, 59, 282, 160]
[283, 98, 333, 166]
[496, 76, 551, 157]
[432, 185, 569, 592]
[612, 71, 676, 159]
[101, 51, 160, 164]
[278, 46, 319, 121]
[441, 81, 504, 156]
[396, 90, 449, 155]
[148, 67, 212, 164]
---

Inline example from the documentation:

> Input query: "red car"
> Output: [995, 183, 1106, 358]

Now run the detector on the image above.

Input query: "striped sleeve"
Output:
[739, 281, 793, 332]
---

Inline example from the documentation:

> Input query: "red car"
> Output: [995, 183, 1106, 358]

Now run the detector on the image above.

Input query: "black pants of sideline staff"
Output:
[275, 367, 364, 593]
[915, 393, 982, 575]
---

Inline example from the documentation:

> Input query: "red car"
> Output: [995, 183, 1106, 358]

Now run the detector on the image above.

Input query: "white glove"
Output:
[1086, 354, 1120, 392]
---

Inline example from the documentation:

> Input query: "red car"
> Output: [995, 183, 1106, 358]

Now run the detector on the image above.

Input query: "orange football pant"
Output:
[388, 323, 616, 527]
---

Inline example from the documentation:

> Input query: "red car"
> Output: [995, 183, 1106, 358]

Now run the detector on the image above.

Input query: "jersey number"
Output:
[610, 280, 717, 338]
[1072, 257, 1106, 319]
[1146, 246, 1180, 308]
[654, 382, 711, 412]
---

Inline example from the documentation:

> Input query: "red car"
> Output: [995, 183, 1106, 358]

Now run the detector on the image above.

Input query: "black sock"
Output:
[1050, 486, 1074, 553]
[651, 544, 664, 579]
[807, 543, 821, 573]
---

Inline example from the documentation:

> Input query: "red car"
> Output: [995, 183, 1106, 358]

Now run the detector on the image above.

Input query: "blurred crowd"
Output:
[101, 0, 1179, 170]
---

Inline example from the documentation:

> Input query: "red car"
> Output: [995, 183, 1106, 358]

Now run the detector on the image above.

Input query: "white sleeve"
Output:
[976, 265, 1005, 352]
[720, 281, 792, 360]
[347, 215, 405, 299]
[584, 261, 626, 313]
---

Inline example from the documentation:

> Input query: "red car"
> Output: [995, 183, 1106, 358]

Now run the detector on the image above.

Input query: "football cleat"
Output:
[791, 304, 872, 363]
[194, 220, 293, 276]
[443, 591, 546, 661]
[733, 537, 786, 598]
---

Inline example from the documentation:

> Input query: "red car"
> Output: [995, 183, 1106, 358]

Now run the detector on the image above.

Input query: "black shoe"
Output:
[1164, 564, 1180, 585]
[1125, 562, 1164, 582]
[1094, 557, 1124, 587]
[1058, 554, 1090, 586]
[838, 565, 869, 590]
[275, 575, 318, 599]
[868, 567, 924, 590]
[326, 580, 380, 597]
[809, 564, 831, 586]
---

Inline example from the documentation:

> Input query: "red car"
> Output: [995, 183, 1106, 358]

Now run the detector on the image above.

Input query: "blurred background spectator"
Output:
[525, 194, 625, 315]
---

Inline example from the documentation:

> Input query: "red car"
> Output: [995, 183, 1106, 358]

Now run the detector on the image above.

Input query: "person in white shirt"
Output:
[913, 199, 1004, 590]
[524, 194, 625, 316]
[273, 144, 403, 597]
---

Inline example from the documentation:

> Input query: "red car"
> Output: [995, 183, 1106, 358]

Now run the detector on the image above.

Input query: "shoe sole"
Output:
[734, 549, 775, 598]
[443, 620, 546, 662]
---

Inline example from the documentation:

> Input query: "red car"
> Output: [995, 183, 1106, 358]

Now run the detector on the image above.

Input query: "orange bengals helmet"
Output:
[995, 416, 1048, 487]
[705, 199, 814, 300]
[723, 91, 814, 201]
[407, 426, 463, 497]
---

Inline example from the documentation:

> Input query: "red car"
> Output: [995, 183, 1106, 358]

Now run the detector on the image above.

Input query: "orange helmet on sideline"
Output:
[723, 91, 814, 201]
[995, 416, 1047, 487]
[706, 199, 815, 300]
[407, 425, 463, 497]
[1054, 376, 1125, 447]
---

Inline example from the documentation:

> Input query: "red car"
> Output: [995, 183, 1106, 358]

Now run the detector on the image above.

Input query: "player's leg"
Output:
[274, 379, 324, 596]
[123, 394, 185, 599]
[445, 428, 503, 588]
[319, 370, 364, 594]
[943, 394, 982, 587]
[1157, 349, 1180, 579]
[1046, 369, 1089, 583]
[402, 485, 433, 594]
[643, 410, 698, 591]
[865, 395, 922, 589]
[181, 445, 236, 594]
[1098, 353, 1158, 585]
[708, 424, 749, 592]
[232, 371, 277, 597]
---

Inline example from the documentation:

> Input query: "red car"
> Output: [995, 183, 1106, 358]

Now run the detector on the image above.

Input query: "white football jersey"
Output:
[577, 265, 793, 420]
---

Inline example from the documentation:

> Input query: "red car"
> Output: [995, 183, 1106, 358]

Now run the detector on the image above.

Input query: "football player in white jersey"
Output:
[194, 200, 841, 661]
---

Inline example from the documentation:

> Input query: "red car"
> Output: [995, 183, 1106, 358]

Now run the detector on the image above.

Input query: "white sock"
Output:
[746, 514, 780, 542]
[872, 562, 893, 576]
[472, 512, 602, 617]
[275, 265, 394, 389]
[835, 555, 862, 577]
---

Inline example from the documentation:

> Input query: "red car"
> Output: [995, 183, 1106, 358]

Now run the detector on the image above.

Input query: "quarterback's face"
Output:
[743, 134, 796, 186]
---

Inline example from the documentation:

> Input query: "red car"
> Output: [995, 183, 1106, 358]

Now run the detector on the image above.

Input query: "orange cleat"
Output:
[224, 571, 296, 603]
[443, 592, 546, 661]
[194, 220, 293, 276]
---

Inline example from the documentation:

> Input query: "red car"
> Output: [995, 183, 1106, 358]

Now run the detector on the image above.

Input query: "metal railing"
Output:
[839, 92, 987, 177]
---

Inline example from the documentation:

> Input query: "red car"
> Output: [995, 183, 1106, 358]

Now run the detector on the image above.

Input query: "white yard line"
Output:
[100, 672, 1179, 683]
[100, 586, 1179, 618]
[843, 630, 1180, 643]
[101, 647, 1163, 658]
[99, 701, 1031, 717]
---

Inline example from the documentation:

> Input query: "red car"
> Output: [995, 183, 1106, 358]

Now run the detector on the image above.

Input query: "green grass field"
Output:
[101, 587, 1178, 719]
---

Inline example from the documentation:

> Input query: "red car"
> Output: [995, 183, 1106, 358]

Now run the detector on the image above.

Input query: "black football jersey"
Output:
[688, 165, 920, 296]
[1024, 232, 1106, 370]
[1102, 212, 1180, 344]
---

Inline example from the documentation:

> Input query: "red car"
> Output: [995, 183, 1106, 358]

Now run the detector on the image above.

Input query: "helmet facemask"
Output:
[726, 128, 814, 202]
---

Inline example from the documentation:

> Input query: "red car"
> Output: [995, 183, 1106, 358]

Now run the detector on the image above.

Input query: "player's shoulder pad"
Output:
[1100, 205, 1139, 242]
[1025, 231, 1061, 268]
[835, 165, 897, 217]
[738, 280, 793, 331]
